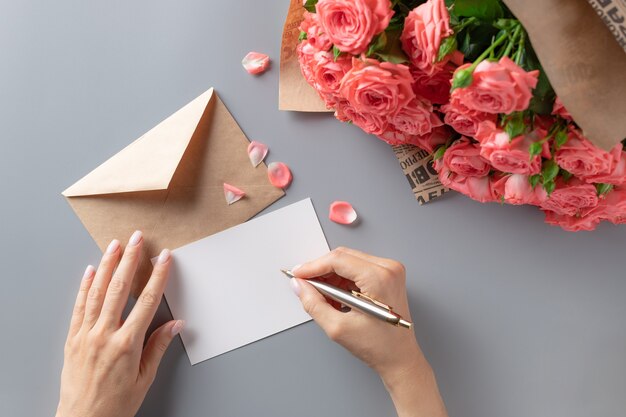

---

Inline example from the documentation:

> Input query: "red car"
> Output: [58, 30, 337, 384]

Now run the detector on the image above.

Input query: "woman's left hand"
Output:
[56, 231, 184, 417]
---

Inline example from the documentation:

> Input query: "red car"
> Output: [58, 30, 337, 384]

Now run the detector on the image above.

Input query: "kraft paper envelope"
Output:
[63, 88, 284, 295]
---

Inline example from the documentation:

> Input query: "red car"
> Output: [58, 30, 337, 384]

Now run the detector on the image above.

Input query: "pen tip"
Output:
[280, 269, 294, 278]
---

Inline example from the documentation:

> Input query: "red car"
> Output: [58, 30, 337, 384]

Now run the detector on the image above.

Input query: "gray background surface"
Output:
[1, 1, 625, 416]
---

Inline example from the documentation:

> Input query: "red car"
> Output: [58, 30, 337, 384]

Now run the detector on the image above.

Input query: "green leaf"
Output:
[529, 141, 543, 157]
[298, 31, 307, 42]
[543, 180, 556, 195]
[303, 0, 318, 13]
[375, 52, 409, 64]
[367, 32, 388, 57]
[454, 0, 504, 21]
[524, 45, 556, 115]
[554, 129, 568, 149]
[542, 159, 560, 183]
[457, 23, 499, 61]
[433, 145, 448, 161]
[493, 18, 518, 31]
[596, 183, 614, 196]
[374, 29, 409, 64]
[561, 169, 573, 182]
[504, 112, 526, 139]
[437, 36, 457, 62]
[529, 174, 541, 189]
[332, 45, 342, 61]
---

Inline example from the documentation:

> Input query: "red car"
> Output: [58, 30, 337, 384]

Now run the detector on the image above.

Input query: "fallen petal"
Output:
[267, 162, 292, 189]
[242, 52, 270, 75]
[223, 183, 246, 205]
[247, 141, 269, 167]
[329, 201, 358, 225]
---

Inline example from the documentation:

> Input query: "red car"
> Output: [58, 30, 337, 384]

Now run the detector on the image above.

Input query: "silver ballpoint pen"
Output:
[281, 269, 412, 329]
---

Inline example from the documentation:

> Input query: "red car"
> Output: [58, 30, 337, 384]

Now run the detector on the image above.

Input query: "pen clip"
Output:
[351, 290, 392, 311]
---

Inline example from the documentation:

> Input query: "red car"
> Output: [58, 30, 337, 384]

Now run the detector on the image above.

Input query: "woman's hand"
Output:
[56, 231, 184, 417]
[291, 247, 447, 417]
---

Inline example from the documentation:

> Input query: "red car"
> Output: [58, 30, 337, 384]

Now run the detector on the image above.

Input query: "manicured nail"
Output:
[82, 265, 96, 280]
[290, 278, 301, 296]
[171, 320, 185, 336]
[106, 239, 120, 254]
[292, 264, 302, 274]
[157, 248, 171, 264]
[128, 230, 143, 246]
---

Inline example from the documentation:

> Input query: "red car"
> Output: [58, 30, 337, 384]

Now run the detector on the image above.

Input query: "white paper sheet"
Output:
[163, 198, 330, 365]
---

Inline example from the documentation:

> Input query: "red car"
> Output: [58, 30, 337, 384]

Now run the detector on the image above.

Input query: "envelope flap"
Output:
[63, 88, 215, 197]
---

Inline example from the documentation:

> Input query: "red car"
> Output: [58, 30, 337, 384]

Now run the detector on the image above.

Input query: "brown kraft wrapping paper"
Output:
[280, 0, 626, 202]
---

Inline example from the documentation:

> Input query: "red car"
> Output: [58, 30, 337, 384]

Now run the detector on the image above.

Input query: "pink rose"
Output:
[411, 125, 451, 152]
[555, 129, 624, 184]
[543, 210, 601, 232]
[442, 137, 491, 177]
[340, 58, 415, 117]
[309, 51, 352, 98]
[382, 124, 451, 149]
[453, 57, 539, 114]
[299, 11, 332, 51]
[435, 149, 500, 203]
[335, 100, 388, 136]
[592, 187, 626, 224]
[587, 151, 626, 185]
[316, 0, 394, 55]
[297, 41, 317, 85]
[387, 99, 442, 136]
[540, 178, 599, 216]
[442, 94, 497, 137]
[552, 97, 572, 121]
[496, 174, 547, 206]
[400, 0, 454, 75]
[477, 125, 545, 175]
[410, 64, 454, 105]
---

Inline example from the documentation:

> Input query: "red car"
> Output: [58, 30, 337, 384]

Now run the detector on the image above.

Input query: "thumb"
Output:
[140, 320, 184, 382]
[292, 278, 343, 335]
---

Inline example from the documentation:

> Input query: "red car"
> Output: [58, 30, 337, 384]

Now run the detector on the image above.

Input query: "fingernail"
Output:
[82, 265, 95, 280]
[292, 264, 303, 274]
[171, 320, 185, 336]
[106, 239, 120, 254]
[157, 248, 171, 264]
[290, 278, 301, 296]
[128, 230, 143, 246]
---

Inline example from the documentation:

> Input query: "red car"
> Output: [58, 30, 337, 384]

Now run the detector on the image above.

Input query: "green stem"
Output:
[514, 32, 525, 65]
[467, 27, 512, 71]
[452, 17, 477, 33]
[501, 24, 522, 58]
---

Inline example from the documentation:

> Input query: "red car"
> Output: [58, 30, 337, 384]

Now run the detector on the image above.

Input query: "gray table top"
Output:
[2, 1, 626, 416]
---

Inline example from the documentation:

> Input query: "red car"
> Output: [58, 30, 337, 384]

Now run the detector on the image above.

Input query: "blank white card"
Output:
[164, 198, 330, 365]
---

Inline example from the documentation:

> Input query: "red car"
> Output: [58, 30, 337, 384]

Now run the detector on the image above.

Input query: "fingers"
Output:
[123, 249, 172, 336]
[67, 265, 96, 337]
[99, 231, 144, 327]
[292, 278, 348, 338]
[83, 239, 122, 329]
[333, 247, 405, 276]
[293, 249, 371, 283]
[294, 247, 405, 299]
[140, 320, 184, 383]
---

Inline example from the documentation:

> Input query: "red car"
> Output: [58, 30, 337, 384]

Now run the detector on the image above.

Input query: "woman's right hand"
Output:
[291, 247, 448, 417]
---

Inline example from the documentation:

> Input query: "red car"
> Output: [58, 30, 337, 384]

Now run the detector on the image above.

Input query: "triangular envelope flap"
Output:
[62, 88, 215, 197]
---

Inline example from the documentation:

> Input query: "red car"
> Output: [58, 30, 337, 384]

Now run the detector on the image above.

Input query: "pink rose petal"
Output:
[247, 141, 269, 167]
[223, 183, 245, 205]
[267, 162, 292, 189]
[329, 201, 358, 225]
[242, 52, 270, 75]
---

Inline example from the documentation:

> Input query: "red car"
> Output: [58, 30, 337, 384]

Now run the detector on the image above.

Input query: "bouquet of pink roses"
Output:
[296, 0, 626, 231]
